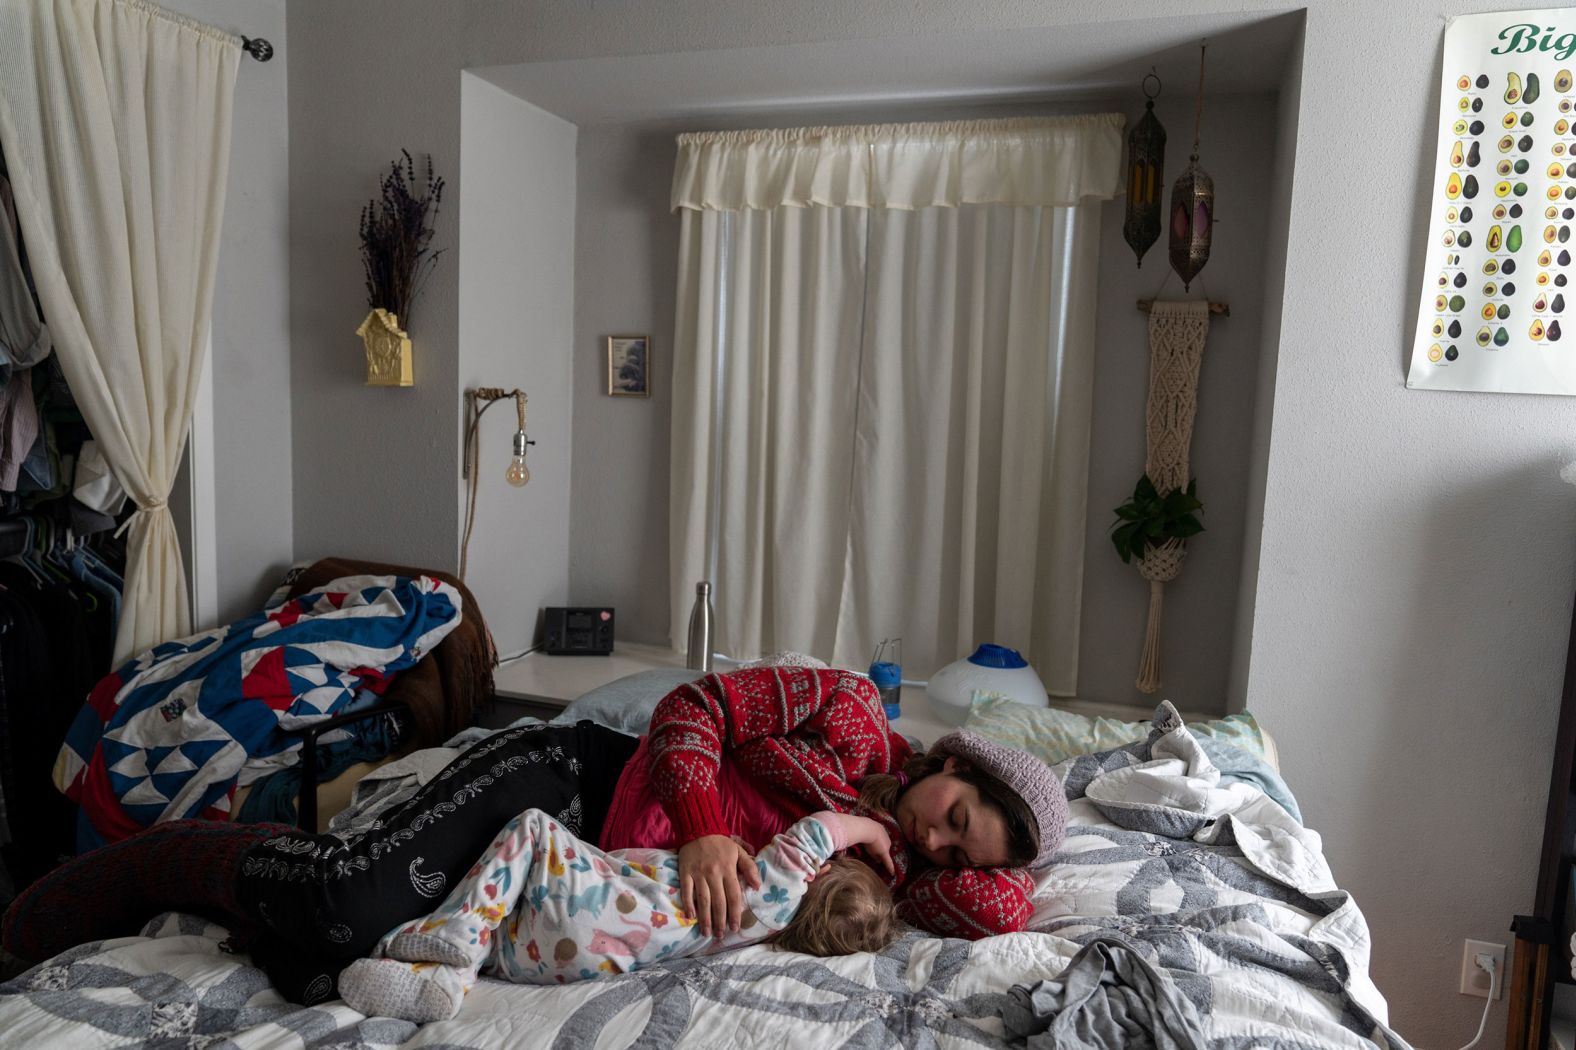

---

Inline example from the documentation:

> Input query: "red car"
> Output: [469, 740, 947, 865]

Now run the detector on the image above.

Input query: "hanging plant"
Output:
[1109, 474, 1204, 564]
[357, 150, 445, 386]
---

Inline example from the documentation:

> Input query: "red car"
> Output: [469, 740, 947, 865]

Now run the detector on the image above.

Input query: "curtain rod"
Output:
[240, 37, 273, 62]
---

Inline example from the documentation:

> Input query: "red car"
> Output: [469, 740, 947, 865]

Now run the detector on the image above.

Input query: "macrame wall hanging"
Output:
[1110, 301, 1210, 694]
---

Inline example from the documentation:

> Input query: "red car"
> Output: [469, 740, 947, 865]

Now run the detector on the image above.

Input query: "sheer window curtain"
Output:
[669, 117, 1122, 687]
[0, 0, 240, 662]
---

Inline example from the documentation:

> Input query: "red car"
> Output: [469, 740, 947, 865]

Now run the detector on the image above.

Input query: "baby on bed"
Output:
[339, 807, 899, 1022]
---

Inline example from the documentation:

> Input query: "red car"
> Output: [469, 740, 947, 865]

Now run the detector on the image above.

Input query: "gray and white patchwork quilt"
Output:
[0, 707, 1412, 1049]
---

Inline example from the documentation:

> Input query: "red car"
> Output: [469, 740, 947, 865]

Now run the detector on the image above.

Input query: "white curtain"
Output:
[670, 117, 1121, 687]
[0, 0, 240, 662]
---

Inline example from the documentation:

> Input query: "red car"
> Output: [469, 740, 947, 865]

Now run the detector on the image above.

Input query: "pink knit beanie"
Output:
[929, 729, 1068, 868]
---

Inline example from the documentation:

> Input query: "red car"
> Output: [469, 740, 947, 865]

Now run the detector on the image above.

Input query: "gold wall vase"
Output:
[358, 308, 414, 387]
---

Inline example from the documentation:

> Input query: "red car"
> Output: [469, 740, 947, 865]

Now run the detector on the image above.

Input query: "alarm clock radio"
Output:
[543, 607, 615, 655]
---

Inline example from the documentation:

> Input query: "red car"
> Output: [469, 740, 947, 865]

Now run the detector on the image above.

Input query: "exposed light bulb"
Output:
[505, 429, 531, 487]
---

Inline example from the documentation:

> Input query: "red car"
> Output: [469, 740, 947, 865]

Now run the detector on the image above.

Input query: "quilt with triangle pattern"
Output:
[52, 574, 462, 848]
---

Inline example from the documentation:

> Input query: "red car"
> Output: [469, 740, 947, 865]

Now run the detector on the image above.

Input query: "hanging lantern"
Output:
[1169, 42, 1214, 291]
[1123, 72, 1166, 268]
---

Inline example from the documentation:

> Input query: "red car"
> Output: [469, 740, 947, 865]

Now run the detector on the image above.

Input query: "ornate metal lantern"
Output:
[1169, 44, 1214, 291]
[1122, 72, 1166, 268]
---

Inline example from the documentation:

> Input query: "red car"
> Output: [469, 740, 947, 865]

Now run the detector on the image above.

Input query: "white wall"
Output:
[284, 2, 1575, 1042]
[459, 75, 577, 654]
[161, 0, 294, 623]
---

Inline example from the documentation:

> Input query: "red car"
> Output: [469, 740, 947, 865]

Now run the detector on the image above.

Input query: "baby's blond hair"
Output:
[771, 857, 898, 956]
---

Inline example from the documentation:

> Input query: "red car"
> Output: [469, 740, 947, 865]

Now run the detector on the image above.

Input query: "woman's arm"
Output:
[647, 668, 898, 842]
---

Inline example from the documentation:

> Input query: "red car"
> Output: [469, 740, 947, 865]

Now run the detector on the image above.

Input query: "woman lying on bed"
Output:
[1, 666, 1067, 1006]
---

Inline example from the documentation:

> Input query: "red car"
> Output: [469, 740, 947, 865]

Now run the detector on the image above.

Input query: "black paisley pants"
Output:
[236, 719, 639, 1001]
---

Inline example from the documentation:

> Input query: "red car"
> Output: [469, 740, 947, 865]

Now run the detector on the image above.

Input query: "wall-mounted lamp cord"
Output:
[1449, 954, 1498, 1050]
[460, 387, 528, 581]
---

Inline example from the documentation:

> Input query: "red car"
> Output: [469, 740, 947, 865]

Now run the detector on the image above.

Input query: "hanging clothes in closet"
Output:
[0, 147, 126, 907]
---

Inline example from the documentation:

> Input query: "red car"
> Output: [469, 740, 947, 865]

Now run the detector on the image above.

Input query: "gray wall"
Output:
[458, 75, 577, 655]
[568, 93, 1277, 713]
[163, 0, 294, 623]
[284, 2, 1572, 1041]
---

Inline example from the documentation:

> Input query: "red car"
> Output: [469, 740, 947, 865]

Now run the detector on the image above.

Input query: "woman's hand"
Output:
[678, 835, 761, 937]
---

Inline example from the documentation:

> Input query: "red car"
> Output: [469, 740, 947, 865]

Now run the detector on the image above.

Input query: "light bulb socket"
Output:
[512, 430, 529, 457]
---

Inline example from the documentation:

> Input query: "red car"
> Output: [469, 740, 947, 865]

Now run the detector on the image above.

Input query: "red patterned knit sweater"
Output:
[644, 666, 1036, 939]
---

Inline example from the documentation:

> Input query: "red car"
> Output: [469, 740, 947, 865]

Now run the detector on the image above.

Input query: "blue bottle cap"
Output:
[966, 644, 1028, 669]
[869, 661, 902, 688]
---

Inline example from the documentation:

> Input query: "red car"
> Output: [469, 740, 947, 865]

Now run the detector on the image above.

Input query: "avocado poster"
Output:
[1409, 9, 1576, 395]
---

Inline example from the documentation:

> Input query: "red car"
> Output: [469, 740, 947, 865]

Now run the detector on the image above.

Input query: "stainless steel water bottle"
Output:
[686, 581, 714, 672]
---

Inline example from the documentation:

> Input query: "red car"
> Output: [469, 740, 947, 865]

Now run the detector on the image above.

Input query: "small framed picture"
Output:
[606, 335, 651, 397]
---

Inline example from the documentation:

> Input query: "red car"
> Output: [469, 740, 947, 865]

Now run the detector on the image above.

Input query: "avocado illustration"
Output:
[1504, 258, 1518, 274]
[1499, 134, 1515, 152]
[1516, 182, 1529, 197]
[1456, 272, 1469, 288]
[1512, 203, 1524, 217]
[1567, 186, 1576, 200]
[1451, 140, 1465, 167]
[1450, 295, 1467, 312]
[1551, 320, 1564, 341]
[1508, 224, 1524, 253]
[1473, 98, 1484, 112]
[1526, 73, 1542, 104]
[1488, 224, 1504, 251]
[1461, 96, 1473, 112]
[1536, 293, 1549, 311]
[1566, 163, 1576, 178]
[1546, 223, 1559, 243]
[1552, 185, 1566, 202]
[1538, 271, 1551, 285]
[1485, 259, 1500, 275]
[1557, 69, 1573, 92]
[1471, 119, 1485, 134]
[1559, 275, 1570, 287]
[1520, 134, 1534, 152]
[1551, 163, 1566, 179]
[1494, 326, 1511, 346]
[1464, 174, 1479, 198]
[1479, 74, 1493, 89]
[1498, 159, 1513, 176]
[1556, 294, 1566, 314]
[1482, 303, 1498, 320]
[1458, 231, 1473, 247]
[1495, 204, 1508, 219]
[1496, 180, 1512, 198]
[1433, 318, 1447, 335]
[1565, 99, 1575, 113]
[1469, 142, 1483, 167]
[1560, 249, 1572, 265]
[1562, 119, 1573, 136]
[1449, 319, 1463, 338]
[1563, 225, 1571, 243]
[1503, 111, 1519, 129]
[1541, 249, 1553, 266]
[1462, 205, 1475, 222]
[1480, 281, 1494, 295]
[1531, 319, 1547, 339]
[1504, 281, 1518, 295]
[1507, 72, 1523, 104]
[1477, 326, 1494, 346]
[1446, 345, 1460, 360]
[1515, 159, 1530, 174]
[1458, 75, 1472, 90]
[1453, 119, 1469, 135]
[1522, 110, 1536, 127]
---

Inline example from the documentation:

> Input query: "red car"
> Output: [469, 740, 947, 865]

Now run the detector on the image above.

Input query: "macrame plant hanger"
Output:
[1134, 302, 1210, 693]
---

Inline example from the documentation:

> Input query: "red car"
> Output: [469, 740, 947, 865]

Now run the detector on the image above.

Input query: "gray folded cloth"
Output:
[1002, 935, 1207, 1050]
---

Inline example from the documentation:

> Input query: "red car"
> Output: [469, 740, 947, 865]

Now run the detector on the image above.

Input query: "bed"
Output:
[0, 689, 1408, 1049]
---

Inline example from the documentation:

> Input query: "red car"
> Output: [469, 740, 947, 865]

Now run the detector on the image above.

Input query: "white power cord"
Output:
[1451, 953, 1499, 1050]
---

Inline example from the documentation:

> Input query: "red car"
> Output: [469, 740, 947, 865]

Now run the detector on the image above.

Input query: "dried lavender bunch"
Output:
[359, 149, 445, 332]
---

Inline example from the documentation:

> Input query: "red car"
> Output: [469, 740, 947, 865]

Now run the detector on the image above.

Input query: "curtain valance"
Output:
[671, 114, 1126, 213]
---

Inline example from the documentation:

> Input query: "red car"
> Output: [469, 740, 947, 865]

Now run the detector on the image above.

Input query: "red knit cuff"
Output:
[667, 789, 732, 844]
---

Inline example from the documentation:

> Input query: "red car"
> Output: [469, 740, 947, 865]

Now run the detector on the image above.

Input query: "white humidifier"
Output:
[927, 644, 1048, 726]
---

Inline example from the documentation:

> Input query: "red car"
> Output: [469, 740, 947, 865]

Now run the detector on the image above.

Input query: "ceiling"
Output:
[472, 10, 1303, 127]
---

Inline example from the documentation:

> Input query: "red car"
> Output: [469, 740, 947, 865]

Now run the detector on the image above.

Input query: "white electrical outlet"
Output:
[1459, 939, 1506, 999]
